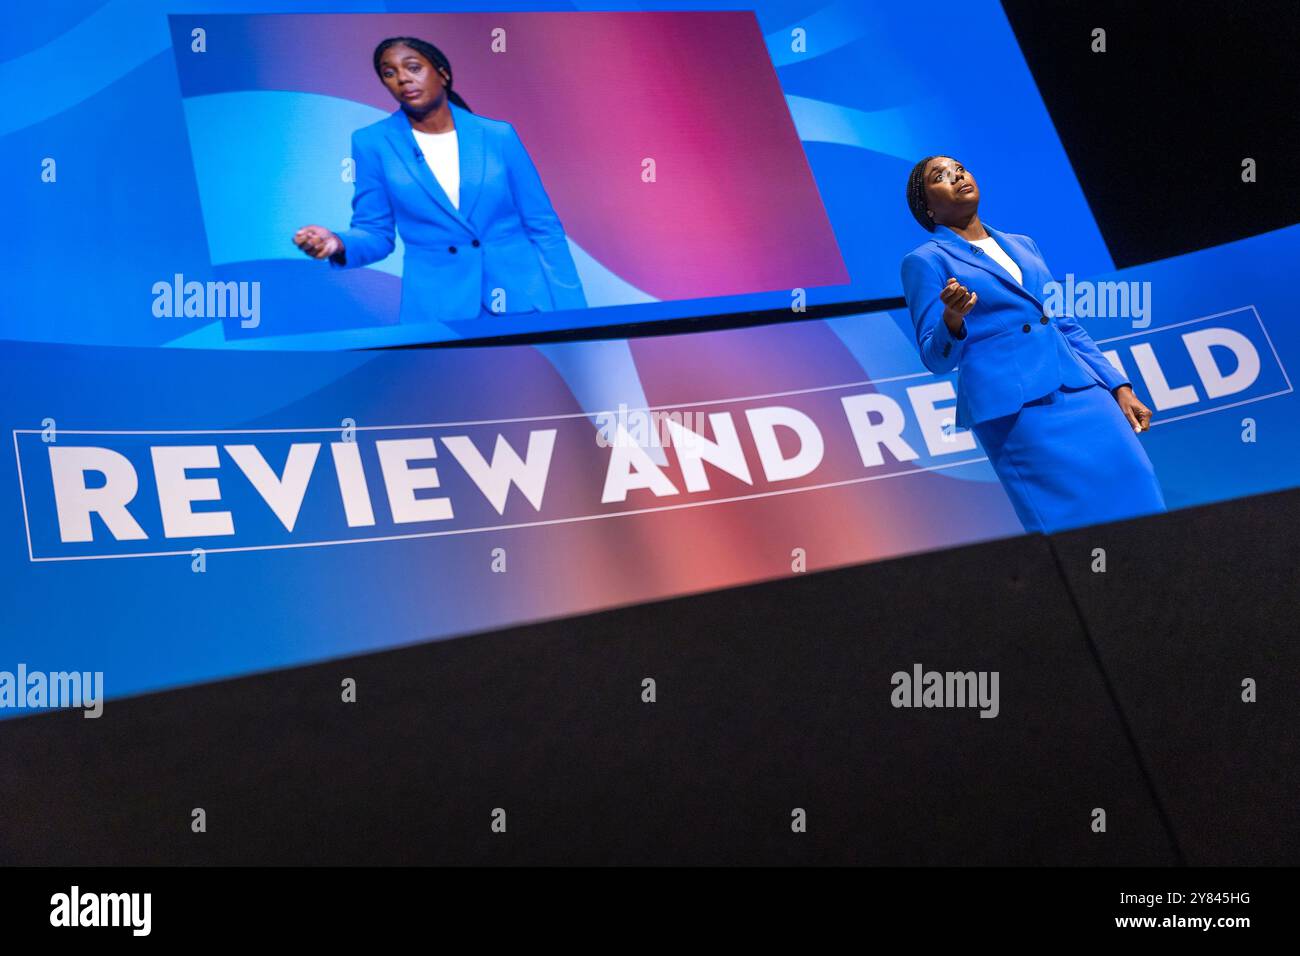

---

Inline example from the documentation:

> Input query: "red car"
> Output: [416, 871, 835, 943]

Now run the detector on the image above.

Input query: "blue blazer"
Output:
[900, 224, 1129, 428]
[331, 103, 587, 321]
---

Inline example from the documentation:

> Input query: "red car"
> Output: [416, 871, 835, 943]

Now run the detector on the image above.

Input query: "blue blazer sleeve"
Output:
[330, 131, 396, 271]
[502, 125, 588, 310]
[901, 251, 967, 374]
[1027, 236, 1130, 392]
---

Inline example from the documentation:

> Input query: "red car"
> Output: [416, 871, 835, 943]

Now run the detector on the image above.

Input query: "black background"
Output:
[1002, 0, 1300, 266]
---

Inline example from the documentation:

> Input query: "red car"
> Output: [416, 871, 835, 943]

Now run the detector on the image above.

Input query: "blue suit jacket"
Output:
[331, 103, 587, 321]
[900, 224, 1129, 428]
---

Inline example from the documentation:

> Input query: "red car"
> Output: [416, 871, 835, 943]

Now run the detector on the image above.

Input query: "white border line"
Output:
[12, 429, 34, 563]
[1248, 304, 1293, 392]
[1092, 304, 1257, 344]
[13, 303, 1293, 562]
[8, 369, 938, 436]
[1093, 305, 1293, 427]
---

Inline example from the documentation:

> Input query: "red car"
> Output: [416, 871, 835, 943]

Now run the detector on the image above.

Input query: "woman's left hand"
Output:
[1113, 385, 1153, 433]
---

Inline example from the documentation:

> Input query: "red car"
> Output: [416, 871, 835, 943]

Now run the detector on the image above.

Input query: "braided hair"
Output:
[373, 37, 472, 112]
[906, 155, 939, 232]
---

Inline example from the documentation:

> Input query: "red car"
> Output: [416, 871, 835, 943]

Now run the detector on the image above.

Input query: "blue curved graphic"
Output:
[0, 0, 171, 137]
[786, 94, 954, 162]
[765, 1, 876, 67]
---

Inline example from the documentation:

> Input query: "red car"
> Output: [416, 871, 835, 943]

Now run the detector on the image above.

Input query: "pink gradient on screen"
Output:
[176, 12, 849, 301]
[264, 318, 1016, 641]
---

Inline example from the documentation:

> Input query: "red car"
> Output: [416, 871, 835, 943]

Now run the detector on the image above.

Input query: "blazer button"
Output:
[1040, 315, 1049, 325]
[471, 239, 481, 248]
[448, 245, 458, 254]
[1022, 323, 1031, 333]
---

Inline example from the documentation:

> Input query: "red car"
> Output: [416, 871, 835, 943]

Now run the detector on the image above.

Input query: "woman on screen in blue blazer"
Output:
[293, 37, 587, 322]
[900, 155, 1165, 533]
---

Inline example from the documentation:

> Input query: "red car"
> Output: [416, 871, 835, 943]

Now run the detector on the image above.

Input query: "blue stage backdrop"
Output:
[1, 224, 1296, 711]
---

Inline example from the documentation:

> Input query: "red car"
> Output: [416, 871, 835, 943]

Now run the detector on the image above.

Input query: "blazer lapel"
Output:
[383, 109, 472, 231]
[984, 223, 1051, 305]
[933, 224, 1047, 312]
[451, 103, 485, 224]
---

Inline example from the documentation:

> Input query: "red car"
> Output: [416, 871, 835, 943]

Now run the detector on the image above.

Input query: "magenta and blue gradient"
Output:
[168, 11, 849, 336]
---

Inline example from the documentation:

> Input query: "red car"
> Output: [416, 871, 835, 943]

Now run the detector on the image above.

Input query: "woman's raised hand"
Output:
[940, 277, 977, 315]
[293, 225, 343, 260]
[939, 277, 977, 334]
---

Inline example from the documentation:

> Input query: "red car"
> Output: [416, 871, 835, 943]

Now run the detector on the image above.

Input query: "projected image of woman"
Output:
[294, 37, 587, 322]
[900, 155, 1166, 532]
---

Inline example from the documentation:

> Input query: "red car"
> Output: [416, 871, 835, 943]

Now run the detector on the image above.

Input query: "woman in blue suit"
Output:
[294, 37, 587, 322]
[901, 155, 1165, 533]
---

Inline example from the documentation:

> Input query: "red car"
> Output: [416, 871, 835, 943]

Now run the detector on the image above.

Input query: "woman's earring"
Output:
[926, 210, 933, 218]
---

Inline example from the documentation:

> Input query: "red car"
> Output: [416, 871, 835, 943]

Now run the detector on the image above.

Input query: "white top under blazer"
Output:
[969, 236, 1023, 285]
[411, 127, 460, 209]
